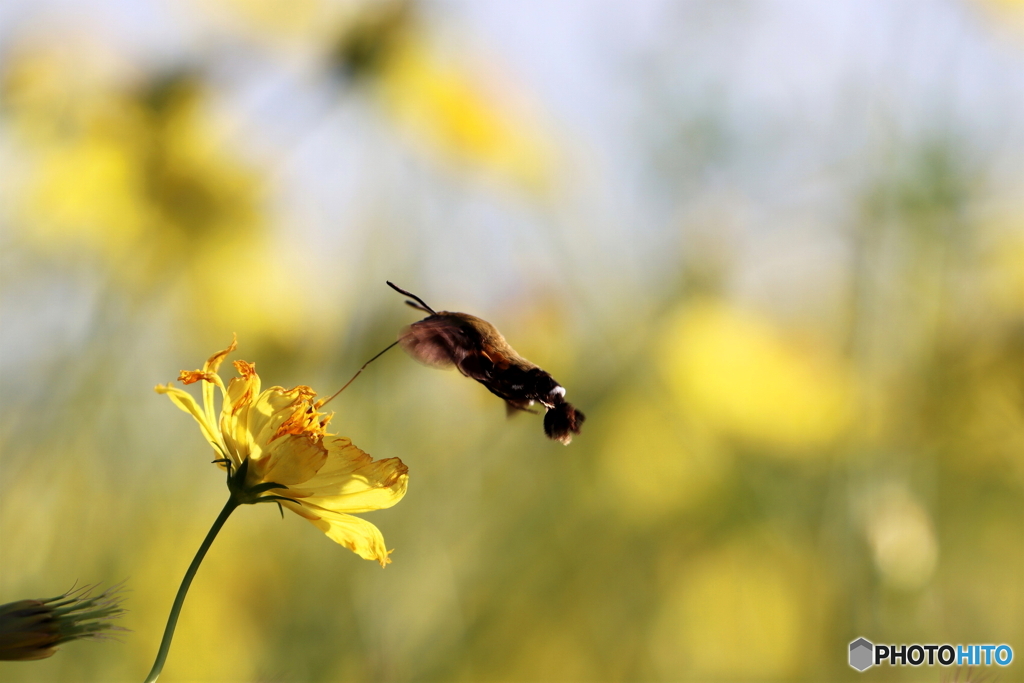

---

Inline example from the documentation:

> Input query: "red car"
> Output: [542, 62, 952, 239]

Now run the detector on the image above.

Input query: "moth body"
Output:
[389, 283, 585, 444]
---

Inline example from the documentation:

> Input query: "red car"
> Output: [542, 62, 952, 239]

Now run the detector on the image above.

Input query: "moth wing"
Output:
[453, 347, 498, 384]
[398, 319, 467, 369]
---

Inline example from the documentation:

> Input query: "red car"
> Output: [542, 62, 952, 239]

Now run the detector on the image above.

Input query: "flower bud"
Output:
[0, 583, 127, 661]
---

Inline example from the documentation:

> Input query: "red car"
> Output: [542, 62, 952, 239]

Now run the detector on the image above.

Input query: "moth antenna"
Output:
[387, 281, 437, 315]
[321, 340, 400, 407]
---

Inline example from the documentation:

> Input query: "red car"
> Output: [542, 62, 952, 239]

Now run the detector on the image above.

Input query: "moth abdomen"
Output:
[543, 402, 585, 445]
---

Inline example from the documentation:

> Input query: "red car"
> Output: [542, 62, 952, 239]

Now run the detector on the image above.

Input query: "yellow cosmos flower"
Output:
[145, 338, 408, 682]
[155, 337, 408, 567]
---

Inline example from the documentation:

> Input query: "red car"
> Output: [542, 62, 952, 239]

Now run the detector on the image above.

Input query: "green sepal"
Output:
[248, 481, 288, 495]
[254, 494, 298, 506]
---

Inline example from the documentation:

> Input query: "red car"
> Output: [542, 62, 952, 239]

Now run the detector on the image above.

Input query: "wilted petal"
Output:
[246, 387, 314, 457]
[270, 387, 328, 441]
[178, 371, 217, 386]
[203, 336, 237, 375]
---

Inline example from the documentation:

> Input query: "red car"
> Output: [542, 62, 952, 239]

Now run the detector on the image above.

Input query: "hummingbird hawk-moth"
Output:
[388, 281, 585, 445]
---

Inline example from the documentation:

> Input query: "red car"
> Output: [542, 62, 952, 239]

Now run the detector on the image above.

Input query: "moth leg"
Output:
[505, 399, 538, 417]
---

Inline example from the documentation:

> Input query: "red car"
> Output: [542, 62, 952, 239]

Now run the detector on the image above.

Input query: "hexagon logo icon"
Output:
[849, 638, 874, 671]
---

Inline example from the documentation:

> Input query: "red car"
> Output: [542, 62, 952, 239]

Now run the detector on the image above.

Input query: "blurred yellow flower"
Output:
[4, 48, 320, 344]
[375, 35, 554, 193]
[199, 0, 327, 42]
[976, 0, 1024, 14]
[190, 0, 556, 192]
[326, 1, 554, 192]
[156, 337, 409, 566]
[863, 484, 938, 590]
[599, 395, 728, 523]
[973, 0, 1024, 38]
[982, 219, 1024, 316]
[661, 299, 856, 456]
[651, 543, 821, 680]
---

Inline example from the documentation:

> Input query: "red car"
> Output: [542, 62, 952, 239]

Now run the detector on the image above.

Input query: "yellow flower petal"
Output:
[220, 367, 261, 464]
[286, 437, 409, 513]
[253, 435, 328, 487]
[285, 502, 394, 566]
[155, 384, 224, 454]
[201, 336, 236, 428]
[246, 386, 317, 454]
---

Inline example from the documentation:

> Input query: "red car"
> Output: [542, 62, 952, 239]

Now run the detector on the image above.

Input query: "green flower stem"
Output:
[143, 497, 239, 683]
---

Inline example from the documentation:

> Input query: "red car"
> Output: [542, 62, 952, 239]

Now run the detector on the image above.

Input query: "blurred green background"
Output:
[2, 0, 1023, 681]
